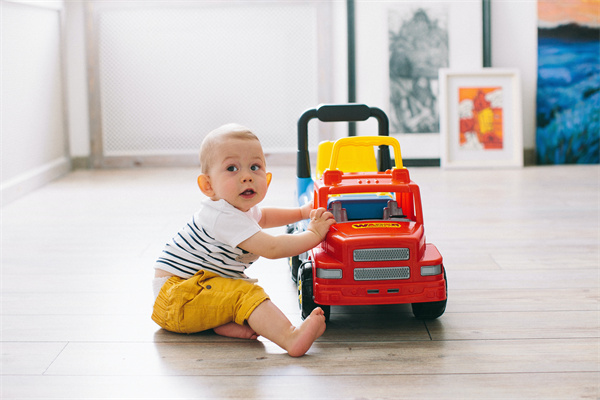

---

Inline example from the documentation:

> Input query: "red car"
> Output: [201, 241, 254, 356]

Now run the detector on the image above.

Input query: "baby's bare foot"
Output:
[214, 322, 259, 340]
[287, 307, 326, 357]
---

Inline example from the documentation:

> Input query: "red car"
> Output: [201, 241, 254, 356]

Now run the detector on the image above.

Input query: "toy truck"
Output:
[289, 104, 447, 321]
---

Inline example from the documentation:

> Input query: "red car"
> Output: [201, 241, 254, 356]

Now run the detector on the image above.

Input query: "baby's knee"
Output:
[232, 284, 270, 325]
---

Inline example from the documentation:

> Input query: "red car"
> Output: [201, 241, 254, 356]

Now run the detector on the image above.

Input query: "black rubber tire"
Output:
[286, 224, 301, 282]
[298, 261, 330, 321]
[289, 255, 301, 283]
[411, 271, 447, 320]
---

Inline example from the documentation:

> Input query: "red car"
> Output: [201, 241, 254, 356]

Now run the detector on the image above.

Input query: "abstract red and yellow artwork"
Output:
[458, 87, 503, 150]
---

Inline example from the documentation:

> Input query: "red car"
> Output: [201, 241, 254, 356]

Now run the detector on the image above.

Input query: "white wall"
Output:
[64, 0, 90, 162]
[66, 0, 537, 162]
[65, 0, 540, 164]
[97, 3, 319, 159]
[1, 0, 71, 206]
[491, 0, 538, 151]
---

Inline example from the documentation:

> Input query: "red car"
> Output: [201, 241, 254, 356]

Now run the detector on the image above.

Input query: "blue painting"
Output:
[536, 1, 600, 164]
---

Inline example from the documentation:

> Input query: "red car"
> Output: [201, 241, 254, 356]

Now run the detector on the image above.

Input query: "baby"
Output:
[152, 123, 335, 357]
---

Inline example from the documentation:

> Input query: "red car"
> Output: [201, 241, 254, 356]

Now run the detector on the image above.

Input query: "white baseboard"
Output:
[1, 157, 71, 207]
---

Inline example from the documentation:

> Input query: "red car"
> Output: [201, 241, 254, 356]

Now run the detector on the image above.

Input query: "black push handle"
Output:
[297, 104, 391, 178]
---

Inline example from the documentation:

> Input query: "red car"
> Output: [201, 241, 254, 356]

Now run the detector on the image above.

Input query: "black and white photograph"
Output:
[388, 6, 448, 134]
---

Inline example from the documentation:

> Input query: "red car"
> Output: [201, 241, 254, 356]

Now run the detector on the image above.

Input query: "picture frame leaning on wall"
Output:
[439, 68, 523, 169]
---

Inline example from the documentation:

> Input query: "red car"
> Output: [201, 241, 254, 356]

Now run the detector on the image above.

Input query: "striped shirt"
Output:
[155, 199, 262, 279]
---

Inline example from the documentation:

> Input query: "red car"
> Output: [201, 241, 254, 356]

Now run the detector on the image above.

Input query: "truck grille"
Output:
[353, 248, 410, 262]
[354, 267, 410, 281]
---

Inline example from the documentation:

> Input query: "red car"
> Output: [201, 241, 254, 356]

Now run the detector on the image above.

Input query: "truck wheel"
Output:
[289, 255, 300, 283]
[412, 271, 447, 320]
[298, 262, 330, 321]
[411, 299, 447, 320]
[298, 261, 316, 320]
[287, 224, 301, 282]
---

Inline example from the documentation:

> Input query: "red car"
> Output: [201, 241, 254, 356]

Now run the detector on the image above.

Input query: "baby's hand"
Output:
[300, 201, 313, 220]
[307, 207, 336, 241]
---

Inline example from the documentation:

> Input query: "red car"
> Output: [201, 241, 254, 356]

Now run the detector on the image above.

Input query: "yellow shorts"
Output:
[151, 269, 269, 334]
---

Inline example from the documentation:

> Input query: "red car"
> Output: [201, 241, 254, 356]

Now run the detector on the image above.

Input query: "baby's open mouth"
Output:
[240, 189, 256, 196]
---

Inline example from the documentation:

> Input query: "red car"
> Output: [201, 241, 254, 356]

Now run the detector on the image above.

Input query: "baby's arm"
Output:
[239, 207, 335, 259]
[259, 202, 312, 229]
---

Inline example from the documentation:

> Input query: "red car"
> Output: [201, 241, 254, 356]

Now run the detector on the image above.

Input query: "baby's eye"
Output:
[250, 164, 261, 171]
[226, 165, 238, 172]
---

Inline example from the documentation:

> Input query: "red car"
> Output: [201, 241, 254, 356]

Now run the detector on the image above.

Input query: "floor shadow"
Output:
[322, 304, 432, 342]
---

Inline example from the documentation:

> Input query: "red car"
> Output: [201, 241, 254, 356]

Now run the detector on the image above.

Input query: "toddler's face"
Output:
[203, 138, 269, 212]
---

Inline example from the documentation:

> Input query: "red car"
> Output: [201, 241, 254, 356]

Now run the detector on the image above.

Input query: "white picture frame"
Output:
[439, 68, 523, 168]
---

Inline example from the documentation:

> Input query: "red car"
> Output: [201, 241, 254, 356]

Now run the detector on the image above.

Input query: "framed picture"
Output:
[354, 1, 483, 161]
[439, 68, 523, 168]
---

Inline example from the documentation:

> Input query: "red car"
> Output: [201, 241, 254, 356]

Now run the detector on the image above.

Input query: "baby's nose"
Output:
[241, 172, 253, 182]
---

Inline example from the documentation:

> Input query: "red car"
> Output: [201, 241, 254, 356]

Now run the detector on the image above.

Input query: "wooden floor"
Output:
[1, 165, 599, 399]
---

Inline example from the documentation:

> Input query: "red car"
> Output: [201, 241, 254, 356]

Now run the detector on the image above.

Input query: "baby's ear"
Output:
[197, 175, 214, 197]
[266, 172, 272, 188]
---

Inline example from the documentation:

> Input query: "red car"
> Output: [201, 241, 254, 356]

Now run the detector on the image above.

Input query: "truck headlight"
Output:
[317, 268, 343, 279]
[421, 265, 442, 276]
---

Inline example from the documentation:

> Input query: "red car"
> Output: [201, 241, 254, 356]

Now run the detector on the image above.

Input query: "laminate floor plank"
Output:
[426, 310, 599, 340]
[3, 372, 598, 400]
[446, 288, 599, 312]
[39, 338, 598, 376]
[0, 342, 68, 375]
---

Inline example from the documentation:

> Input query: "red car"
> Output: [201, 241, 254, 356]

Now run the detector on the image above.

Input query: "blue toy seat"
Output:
[327, 194, 393, 221]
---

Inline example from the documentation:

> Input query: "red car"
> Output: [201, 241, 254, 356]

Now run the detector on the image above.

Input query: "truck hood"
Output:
[321, 220, 426, 264]
[330, 220, 420, 237]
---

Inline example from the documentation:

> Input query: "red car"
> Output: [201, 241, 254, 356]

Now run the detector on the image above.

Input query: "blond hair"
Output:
[199, 123, 261, 174]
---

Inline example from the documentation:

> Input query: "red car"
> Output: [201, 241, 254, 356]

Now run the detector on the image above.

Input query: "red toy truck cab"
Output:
[298, 166, 447, 320]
